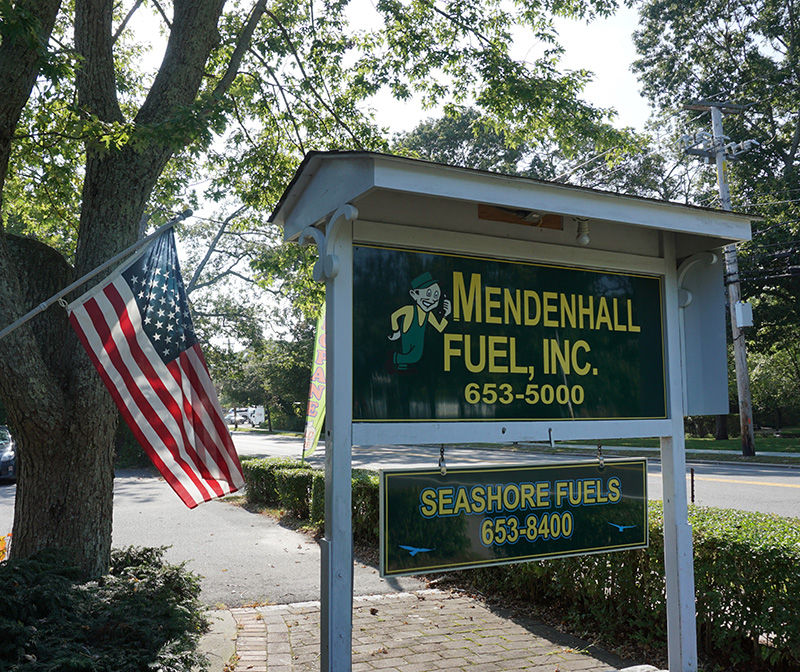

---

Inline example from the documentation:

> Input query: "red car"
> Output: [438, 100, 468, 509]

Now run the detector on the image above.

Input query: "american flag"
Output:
[68, 228, 244, 508]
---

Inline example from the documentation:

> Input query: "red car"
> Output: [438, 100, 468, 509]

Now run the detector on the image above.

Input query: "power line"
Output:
[753, 218, 800, 235]
[742, 197, 800, 208]
[740, 270, 800, 283]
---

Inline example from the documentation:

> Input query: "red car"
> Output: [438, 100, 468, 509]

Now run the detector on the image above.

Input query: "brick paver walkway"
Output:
[230, 589, 635, 672]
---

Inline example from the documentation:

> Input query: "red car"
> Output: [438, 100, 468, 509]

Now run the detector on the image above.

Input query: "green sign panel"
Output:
[352, 245, 666, 422]
[380, 459, 648, 577]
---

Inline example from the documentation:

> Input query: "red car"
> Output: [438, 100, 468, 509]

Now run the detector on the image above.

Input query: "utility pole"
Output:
[681, 100, 758, 456]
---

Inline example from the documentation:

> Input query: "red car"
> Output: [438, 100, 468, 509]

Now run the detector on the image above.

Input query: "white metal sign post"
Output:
[272, 151, 753, 672]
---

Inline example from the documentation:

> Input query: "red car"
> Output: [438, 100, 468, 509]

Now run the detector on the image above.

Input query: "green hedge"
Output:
[241, 457, 310, 507]
[692, 508, 800, 670]
[241, 460, 800, 671]
[273, 467, 313, 518]
[351, 469, 380, 543]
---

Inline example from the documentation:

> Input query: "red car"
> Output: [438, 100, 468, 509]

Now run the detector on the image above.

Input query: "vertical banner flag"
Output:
[67, 229, 245, 508]
[302, 304, 326, 459]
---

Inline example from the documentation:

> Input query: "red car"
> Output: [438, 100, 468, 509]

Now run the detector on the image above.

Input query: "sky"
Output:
[131, 3, 652, 137]
[552, 6, 651, 132]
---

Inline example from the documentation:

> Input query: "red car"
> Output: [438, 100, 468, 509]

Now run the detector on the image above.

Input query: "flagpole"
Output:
[0, 209, 192, 342]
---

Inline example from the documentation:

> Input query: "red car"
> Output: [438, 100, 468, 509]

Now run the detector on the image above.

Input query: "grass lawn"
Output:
[582, 435, 800, 453]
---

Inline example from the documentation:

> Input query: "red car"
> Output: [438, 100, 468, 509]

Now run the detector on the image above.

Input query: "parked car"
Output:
[0, 426, 15, 482]
[224, 410, 250, 426]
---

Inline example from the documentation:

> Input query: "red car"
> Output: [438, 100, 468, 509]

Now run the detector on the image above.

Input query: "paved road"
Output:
[1, 432, 797, 609]
[0, 464, 425, 608]
[113, 469, 425, 607]
[233, 432, 800, 518]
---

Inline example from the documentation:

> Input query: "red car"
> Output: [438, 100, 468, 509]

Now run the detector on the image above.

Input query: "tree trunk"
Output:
[0, 0, 251, 577]
[714, 414, 729, 441]
[12, 411, 117, 578]
[1, 234, 118, 576]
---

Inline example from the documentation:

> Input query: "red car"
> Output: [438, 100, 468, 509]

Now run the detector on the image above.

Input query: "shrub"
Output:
[0, 546, 208, 672]
[310, 471, 325, 529]
[352, 469, 379, 543]
[241, 457, 309, 506]
[273, 466, 314, 518]
[692, 507, 800, 670]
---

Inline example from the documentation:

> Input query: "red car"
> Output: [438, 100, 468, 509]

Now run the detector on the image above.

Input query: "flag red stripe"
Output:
[176, 347, 243, 486]
[169, 356, 232, 484]
[101, 283, 222, 500]
[167, 356, 231, 486]
[190, 345, 243, 487]
[69, 304, 199, 507]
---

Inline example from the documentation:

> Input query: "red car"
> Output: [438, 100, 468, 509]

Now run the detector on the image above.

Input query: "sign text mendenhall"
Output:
[352, 245, 666, 422]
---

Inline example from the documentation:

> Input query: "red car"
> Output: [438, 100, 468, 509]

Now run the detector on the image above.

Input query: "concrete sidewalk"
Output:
[199, 589, 665, 672]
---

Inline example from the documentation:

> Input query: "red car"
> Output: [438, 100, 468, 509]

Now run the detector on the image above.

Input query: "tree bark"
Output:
[0, 236, 118, 578]
[1, 0, 235, 577]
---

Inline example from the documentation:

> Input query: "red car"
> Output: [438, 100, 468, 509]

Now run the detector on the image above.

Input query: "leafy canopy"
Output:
[632, 0, 800, 342]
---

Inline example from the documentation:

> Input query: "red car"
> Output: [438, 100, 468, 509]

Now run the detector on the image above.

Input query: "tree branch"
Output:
[248, 49, 306, 153]
[137, 0, 228, 125]
[210, 0, 268, 101]
[151, 0, 172, 29]
[263, 8, 365, 147]
[112, 0, 146, 44]
[186, 205, 247, 295]
[426, 0, 492, 48]
[75, 0, 124, 122]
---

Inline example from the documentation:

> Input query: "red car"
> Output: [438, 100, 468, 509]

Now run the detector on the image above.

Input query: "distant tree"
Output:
[392, 106, 689, 202]
[631, 0, 800, 345]
[2, 0, 634, 576]
[392, 107, 528, 174]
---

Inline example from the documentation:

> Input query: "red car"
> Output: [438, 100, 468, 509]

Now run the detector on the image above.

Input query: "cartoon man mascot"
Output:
[389, 271, 452, 370]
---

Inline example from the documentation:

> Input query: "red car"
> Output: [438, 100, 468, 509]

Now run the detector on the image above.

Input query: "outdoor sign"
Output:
[352, 245, 666, 423]
[380, 459, 648, 577]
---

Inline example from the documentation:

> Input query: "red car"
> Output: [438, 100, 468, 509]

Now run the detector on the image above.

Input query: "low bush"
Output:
[0, 546, 208, 672]
[692, 508, 800, 670]
[240, 456, 310, 507]
[242, 462, 800, 671]
[310, 471, 325, 527]
[351, 469, 380, 543]
[273, 466, 314, 518]
[244, 460, 379, 538]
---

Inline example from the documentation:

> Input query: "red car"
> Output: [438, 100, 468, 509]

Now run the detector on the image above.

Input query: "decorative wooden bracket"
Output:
[677, 251, 719, 308]
[299, 204, 359, 282]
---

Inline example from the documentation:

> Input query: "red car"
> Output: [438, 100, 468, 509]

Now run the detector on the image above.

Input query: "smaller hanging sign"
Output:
[380, 458, 648, 577]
